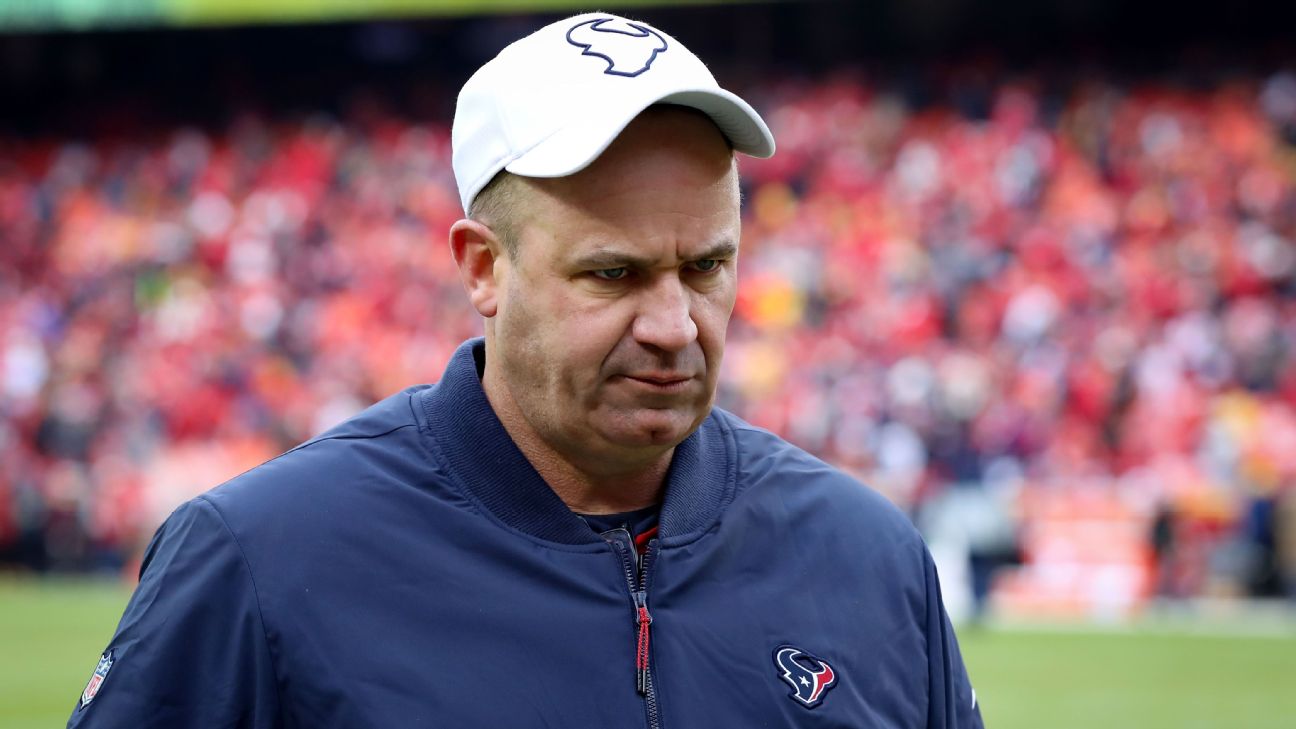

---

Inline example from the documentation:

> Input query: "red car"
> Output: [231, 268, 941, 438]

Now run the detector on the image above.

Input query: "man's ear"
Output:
[449, 219, 507, 318]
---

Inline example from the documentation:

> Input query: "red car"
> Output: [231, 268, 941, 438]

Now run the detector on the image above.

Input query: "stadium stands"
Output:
[2, 65, 1294, 612]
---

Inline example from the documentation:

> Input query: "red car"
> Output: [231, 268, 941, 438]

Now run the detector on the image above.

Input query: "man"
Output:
[70, 13, 982, 729]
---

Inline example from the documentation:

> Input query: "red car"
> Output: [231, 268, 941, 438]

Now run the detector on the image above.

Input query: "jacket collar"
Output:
[418, 338, 735, 546]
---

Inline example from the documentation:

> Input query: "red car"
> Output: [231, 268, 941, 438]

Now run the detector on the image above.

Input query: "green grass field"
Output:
[3, 577, 1294, 728]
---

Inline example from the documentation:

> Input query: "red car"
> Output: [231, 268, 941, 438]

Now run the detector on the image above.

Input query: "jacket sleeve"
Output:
[924, 547, 984, 729]
[67, 497, 282, 729]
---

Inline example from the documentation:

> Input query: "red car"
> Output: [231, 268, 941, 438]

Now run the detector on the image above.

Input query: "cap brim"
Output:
[505, 86, 775, 180]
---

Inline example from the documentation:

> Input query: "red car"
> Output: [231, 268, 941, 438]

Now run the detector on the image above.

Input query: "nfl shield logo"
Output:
[80, 651, 114, 708]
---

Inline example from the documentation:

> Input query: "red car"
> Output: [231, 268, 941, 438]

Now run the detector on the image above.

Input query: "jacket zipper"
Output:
[608, 528, 661, 729]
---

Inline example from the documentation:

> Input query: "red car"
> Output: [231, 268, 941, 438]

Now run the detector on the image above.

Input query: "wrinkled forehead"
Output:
[517, 174, 742, 269]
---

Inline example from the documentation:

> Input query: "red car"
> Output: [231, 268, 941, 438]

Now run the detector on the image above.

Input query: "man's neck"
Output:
[480, 364, 672, 515]
[515, 439, 671, 515]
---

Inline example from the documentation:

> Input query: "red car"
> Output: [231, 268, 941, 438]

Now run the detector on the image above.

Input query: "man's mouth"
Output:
[619, 373, 696, 391]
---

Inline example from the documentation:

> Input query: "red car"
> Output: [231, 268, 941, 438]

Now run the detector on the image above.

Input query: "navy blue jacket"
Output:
[69, 339, 983, 728]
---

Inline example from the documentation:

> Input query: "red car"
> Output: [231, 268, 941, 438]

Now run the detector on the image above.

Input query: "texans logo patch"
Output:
[566, 17, 669, 78]
[773, 645, 838, 709]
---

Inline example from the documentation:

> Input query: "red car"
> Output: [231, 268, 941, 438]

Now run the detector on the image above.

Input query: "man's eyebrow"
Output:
[572, 249, 657, 270]
[571, 240, 738, 270]
[693, 239, 738, 261]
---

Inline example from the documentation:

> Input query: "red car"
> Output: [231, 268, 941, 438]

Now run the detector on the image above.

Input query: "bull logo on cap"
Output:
[566, 17, 668, 78]
[773, 645, 838, 709]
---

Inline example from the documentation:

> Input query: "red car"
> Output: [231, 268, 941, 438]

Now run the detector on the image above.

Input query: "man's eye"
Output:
[592, 267, 629, 281]
[692, 259, 722, 272]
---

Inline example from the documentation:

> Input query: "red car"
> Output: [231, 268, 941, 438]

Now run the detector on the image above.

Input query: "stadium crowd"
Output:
[2, 66, 1295, 605]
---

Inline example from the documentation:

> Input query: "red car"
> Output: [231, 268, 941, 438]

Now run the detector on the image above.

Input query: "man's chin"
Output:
[595, 408, 707, 449]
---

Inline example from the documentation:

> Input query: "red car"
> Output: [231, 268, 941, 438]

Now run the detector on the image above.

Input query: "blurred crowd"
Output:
[2, 66, 1296, 604]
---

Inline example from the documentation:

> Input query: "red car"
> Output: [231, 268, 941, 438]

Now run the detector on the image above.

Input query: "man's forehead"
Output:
[521, 173, 741, 259]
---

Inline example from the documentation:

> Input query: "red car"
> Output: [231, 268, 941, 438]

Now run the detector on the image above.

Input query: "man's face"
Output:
[488, 108, 740, 473]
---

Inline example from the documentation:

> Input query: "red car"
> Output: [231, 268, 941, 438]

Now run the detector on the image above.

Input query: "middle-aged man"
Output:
[69, 13, 983, 729]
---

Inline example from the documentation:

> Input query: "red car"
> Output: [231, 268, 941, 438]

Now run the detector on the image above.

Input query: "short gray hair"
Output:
[467, 171, 523, 258]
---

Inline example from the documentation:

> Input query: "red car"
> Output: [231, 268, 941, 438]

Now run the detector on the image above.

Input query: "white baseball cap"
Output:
[451, 12, 776, 213]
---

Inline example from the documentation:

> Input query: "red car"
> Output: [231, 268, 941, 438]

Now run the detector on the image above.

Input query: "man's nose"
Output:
[632, 277, 698, 353]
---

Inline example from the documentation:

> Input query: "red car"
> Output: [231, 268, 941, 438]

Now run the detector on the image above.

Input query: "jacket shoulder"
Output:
[713, 408, 921, 544]
[201, 386, 436, 523]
